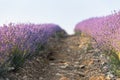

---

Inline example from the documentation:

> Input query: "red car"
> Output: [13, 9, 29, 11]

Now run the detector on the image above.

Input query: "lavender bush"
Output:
[0, 23, 65, 73]
[75, 11, 120, 54]
[75, 11, 120, 76]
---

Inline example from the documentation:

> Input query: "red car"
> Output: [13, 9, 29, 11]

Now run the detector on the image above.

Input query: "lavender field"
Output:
[0, 23, 66, 75]
[0, 12, 120, 79]
[75, 12, 120, 57]
[75, 12, 120, 77]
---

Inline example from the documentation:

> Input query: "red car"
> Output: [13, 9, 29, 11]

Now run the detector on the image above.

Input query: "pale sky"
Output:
[0, 0, 120, 34]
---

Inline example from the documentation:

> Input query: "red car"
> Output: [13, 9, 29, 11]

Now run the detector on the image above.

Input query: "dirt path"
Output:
[5, 35, 114, 80]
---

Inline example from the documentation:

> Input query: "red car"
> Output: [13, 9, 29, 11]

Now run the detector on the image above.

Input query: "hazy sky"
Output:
[0, 0, 120, 34]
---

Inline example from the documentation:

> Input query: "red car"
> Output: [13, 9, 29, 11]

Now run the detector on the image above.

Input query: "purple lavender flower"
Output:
[0, 23, 65, 66]
[75, 11, 120, 52]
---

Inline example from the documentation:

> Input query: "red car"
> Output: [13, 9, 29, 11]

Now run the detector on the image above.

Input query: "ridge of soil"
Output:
[3, 35, 117, 80]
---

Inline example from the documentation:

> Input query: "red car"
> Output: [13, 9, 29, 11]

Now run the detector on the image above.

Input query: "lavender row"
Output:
[75, 11, 120, 52]
[0, 23, 65, 66]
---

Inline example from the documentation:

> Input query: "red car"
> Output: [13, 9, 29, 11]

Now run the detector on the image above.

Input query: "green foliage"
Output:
[52, 31, 67, 39]
[0, 46, 25, 76]
[35, 44, 45, 55]
[75, 31, 81, 36]
[108, 49, 120, 77]
[10, 46, 26, 70]
[0, 43, 45, 76]
[86, 42, 93, 51]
